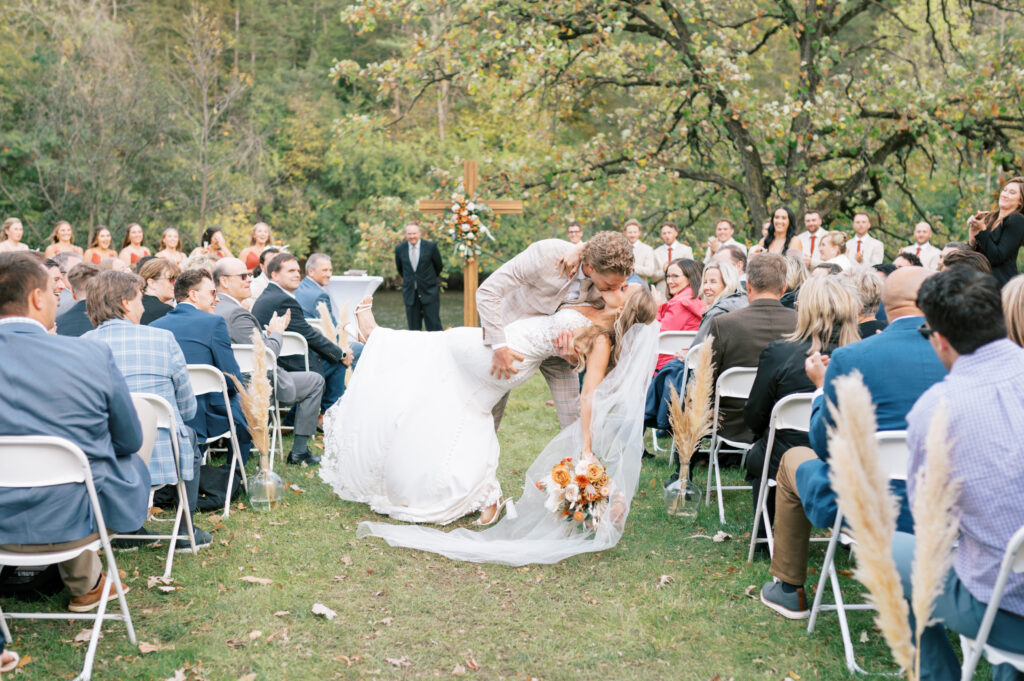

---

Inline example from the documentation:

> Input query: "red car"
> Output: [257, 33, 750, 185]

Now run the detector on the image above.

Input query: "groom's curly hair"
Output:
[582, 231, 634, 277]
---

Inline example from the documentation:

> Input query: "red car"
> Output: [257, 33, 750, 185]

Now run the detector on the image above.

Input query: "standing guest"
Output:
[623, 219, 658, 285]
[843, 267, 887, 336]
[155, 228, 187, 267]
[83, 226, 118, 265]
[653, 222, 694, 298]
[967, 176, 1024, 288]
[214, 258, 326, 465]
[796, 210, 829, 266]
[253, 253, 352, 415]
[0, 252, 148, 613]
[749, 220, 771, 254]
[296, 253, 334, 321]
[1003, 274, 1024, 346]
[892, 251, 923, 268]
[82, 271, 210, 550]
[190, 227, 233, 261]
[55, 263, 99, 337]
[845, 212, 885, 266]
[893, 267, 1024, 679]
[0, 217, 29, 252]
[118, 223, 150, 266]
[780, 254, 809, 309]
[44, 220, 83, 258]
[705, 218, 747, 263]
[151, 269, 253, 464]
[99, 256, 129, 272]
[901, 221, 941, 270]
[566, 221, 584, 244]
[753, 207, 803, 256]
[395, 222, 443, 331]
[654, 259, 706, 371]
[238, 222, 273, 272]
[708, 254, 798, 445]
[53, 251, 83, 314]
[138, 258, 179, 325]
[758, 268, 944, 619]
[249, 246, 280, 302]
[820, 232, 852, 270]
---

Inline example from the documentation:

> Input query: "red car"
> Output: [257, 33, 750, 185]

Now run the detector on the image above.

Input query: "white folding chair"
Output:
[648, 332, 699, 456]
[807, 430, 910, 674]
[111, 394, 198, 579]
[747, 392, 815, 562]
[704, 366, 759, 523]
[232, 343, 283, 466]
[280, 331, 310, 371]
[186, 364, 248, 518]
[0, 435, 136, 681]
[960, 523, 1024, 680]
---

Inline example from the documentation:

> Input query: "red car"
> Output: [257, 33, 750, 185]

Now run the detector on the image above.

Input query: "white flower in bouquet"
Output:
[564, 483, 580, 503]
[451, 203, 460, 212]
[467, 202, 476, 211]
[574, 460, 589, 476]
[461, 224, 471, 232]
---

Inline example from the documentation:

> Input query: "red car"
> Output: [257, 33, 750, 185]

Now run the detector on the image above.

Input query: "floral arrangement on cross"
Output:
[446, 193, 495, 261]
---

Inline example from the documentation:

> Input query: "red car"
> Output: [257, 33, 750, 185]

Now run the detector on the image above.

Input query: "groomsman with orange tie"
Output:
[845, 212, 885, 266]
[652, 222, 694, 298]
[900, 221, 941, 270]
[795, 210, 830, 266]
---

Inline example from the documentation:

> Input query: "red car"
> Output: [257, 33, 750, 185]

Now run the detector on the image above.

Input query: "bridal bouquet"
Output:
[537, 457, 613, 528]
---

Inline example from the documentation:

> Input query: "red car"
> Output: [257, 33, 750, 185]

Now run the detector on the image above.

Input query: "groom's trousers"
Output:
[491, 356, 580, 430]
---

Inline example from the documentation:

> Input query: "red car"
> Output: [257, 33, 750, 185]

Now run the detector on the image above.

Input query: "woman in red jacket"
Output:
[655, 258, 706, 371]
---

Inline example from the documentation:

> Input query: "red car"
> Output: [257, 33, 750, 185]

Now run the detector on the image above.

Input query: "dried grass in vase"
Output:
[318, 300, 353, 383]
[827, 371, 914, 673]
[228, 330, 273, 472]
[665, 337, 717, 515]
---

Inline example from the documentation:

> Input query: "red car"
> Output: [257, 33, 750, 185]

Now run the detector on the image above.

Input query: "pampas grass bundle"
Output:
[827, 372, 914, 672]
[910, 400, 960, 676]
[228, 330, 273, 471]
[668, 336, 717, 472]
[317, 301, 342, 347]
[317, 300, 353, 383]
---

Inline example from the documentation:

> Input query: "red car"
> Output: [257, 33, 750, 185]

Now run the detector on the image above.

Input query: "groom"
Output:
[477, 231, 635, 429]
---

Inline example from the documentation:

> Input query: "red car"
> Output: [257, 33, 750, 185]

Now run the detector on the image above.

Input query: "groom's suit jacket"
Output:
[476, 239, 605, 428]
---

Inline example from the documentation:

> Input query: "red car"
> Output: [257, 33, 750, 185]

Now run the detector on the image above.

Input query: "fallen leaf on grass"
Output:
[656, 575, 674, 589]
[273, 610, 290, 617]
[743, 585, 758, 599]
[73, 629, 99, 643]
[265, 627, 289, 643]
[452, 664, 467, 676]
[225, 638, 246, 649]
[379, 617, 393, 626]
[686, 530, 732, 542]
[311, 603, 337, 620]
[248, 630, 263, 640]
[465, 656, 480, 671]
[289, 484, 305, 494]
[157, 585, 181, 593]
[16, 654, 31, 668]
[336, 654, 362, 666]
[340, 555, 353, 566]
[237, 674, 257, 681]
[239, 576, 273, 586]
[386, 656, 412, 668]
[138, 641, 159, 654]
[859, 630, 869, 643]
[165, 669, 186, 681]
[148, 576, 175, 588]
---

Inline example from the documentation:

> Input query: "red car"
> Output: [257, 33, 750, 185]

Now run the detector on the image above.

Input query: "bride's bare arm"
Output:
[579, 334, 612, 460]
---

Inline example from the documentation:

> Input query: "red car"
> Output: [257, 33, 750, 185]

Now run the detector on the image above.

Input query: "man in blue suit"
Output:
[760, 267, 948, 619]
[295, 253, 334, 321]
[151, 268, 253, 464]
[0, 252, 149, 612]
[55, 262, 98, 337]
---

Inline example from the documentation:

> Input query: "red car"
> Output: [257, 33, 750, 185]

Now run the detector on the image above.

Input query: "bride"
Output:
[319, 285, 659, 564]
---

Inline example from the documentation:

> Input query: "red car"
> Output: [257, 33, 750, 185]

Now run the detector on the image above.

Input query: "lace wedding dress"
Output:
[320, 308, 597, 525]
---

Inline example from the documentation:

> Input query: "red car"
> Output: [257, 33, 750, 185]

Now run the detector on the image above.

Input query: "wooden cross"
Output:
[418, 160, 524, 326]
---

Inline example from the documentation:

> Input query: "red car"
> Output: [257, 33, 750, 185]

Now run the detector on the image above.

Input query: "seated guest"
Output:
[811, 262, 843, 277]
[780, 254, 808, 309]
[253, 253, 351, 414]
[53, 251, 82, 314]
[708, 253, 797, 446]
[55, 263, 99, 337]
[842, 267, 887, 336]
[138, 258, 179, 325]
[894, 267, 1024, 679]
[713, 244, 747, 288]
[938, 240, 969, 268]
[295, 253, 334, 320]
[819, 232, 852, 271]
[1003, 274, 1024, 346]
[940, 248, 992, 274]
[249, 246, 280, 301]
[654, 258, 706, 371]
[0, 252, 149, 612]
[892, 251, 922, 269]
[743, 277, 860, 541]
[213, 258, 326, 466]
[99, 256, 129, 273]
[759, 267, 946, 619]
[151, 269, 253, 464]
[82, 271, 210, 549]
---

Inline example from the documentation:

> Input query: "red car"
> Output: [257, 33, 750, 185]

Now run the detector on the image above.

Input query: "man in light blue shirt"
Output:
[896, 267, 1024, 681]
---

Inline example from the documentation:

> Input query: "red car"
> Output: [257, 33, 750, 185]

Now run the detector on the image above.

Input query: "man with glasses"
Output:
[213, 258, 325, 465]
[152, 268, 254, 464]
[759, 266, 947, 620]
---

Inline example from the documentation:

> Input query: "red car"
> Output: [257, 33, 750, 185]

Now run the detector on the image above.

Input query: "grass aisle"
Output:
[6, 374, 897, 681]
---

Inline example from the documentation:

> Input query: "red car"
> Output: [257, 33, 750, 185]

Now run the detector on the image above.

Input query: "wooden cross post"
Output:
[418, 160, 524, 326]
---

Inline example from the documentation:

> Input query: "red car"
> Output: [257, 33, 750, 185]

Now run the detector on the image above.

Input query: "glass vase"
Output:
[665, 478, 703, 518]
[247, 468, 284, 512]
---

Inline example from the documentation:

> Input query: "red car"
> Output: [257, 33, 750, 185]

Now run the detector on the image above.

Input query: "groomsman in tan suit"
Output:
[845, 213, 885, 266]
[623, 219, 658, 286]
[795, 210, 829, 266]
[901, 221, 941, 270]
[477, 231, 635, 428]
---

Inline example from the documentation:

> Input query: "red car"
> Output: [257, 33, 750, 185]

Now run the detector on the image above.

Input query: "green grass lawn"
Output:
[5, 374, 908, 681]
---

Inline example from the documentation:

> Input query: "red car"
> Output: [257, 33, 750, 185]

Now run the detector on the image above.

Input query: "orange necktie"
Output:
[667, 246, 672, 262]
[857, 240, 862, 254]
[916, 246, 921, 257]
[810, 235, 816, 255]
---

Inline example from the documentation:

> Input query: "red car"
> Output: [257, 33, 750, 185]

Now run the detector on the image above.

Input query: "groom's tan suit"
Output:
[477, 239, 604, 428]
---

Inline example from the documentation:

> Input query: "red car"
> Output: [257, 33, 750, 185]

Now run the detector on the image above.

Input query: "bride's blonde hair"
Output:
[573, 286, 657, 372]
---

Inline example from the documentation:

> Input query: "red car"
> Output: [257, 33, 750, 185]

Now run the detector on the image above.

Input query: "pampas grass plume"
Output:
[317, 301, 341, 347]
[827, 372, 914, 672]
[668, 336, 716, 470]
[228, 330, 274, 470]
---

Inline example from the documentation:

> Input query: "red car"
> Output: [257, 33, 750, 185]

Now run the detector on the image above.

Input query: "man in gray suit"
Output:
[212, 258, 326, 465]
[477, 231, 634, 428]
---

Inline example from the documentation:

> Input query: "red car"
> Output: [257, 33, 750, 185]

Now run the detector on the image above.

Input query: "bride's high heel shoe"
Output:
[474, 498, 518, 526]
[354, 296, 376, 343]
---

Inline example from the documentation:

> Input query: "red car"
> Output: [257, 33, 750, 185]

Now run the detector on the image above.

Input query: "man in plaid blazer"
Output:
[477, 231, 635, 428]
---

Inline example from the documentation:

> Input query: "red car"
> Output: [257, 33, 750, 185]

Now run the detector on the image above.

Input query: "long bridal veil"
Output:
[357, 321, 659, 565]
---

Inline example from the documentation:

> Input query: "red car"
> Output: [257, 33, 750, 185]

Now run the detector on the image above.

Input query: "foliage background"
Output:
[2, 0, 1023, 282]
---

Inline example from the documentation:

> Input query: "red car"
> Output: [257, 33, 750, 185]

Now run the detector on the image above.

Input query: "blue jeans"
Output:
[893, 532, 1024, 681]
[320, 342, 363, 412]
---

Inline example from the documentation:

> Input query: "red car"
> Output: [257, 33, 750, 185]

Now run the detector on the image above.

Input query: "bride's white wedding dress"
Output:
[320, 308, 596, 525]
[320, 305, 659, 566]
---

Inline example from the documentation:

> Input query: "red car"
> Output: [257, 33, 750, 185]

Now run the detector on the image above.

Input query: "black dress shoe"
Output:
[287, 450, 321, 466]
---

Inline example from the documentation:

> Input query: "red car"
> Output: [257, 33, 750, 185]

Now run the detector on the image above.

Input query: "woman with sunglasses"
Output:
[138, 257, 180, 324]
